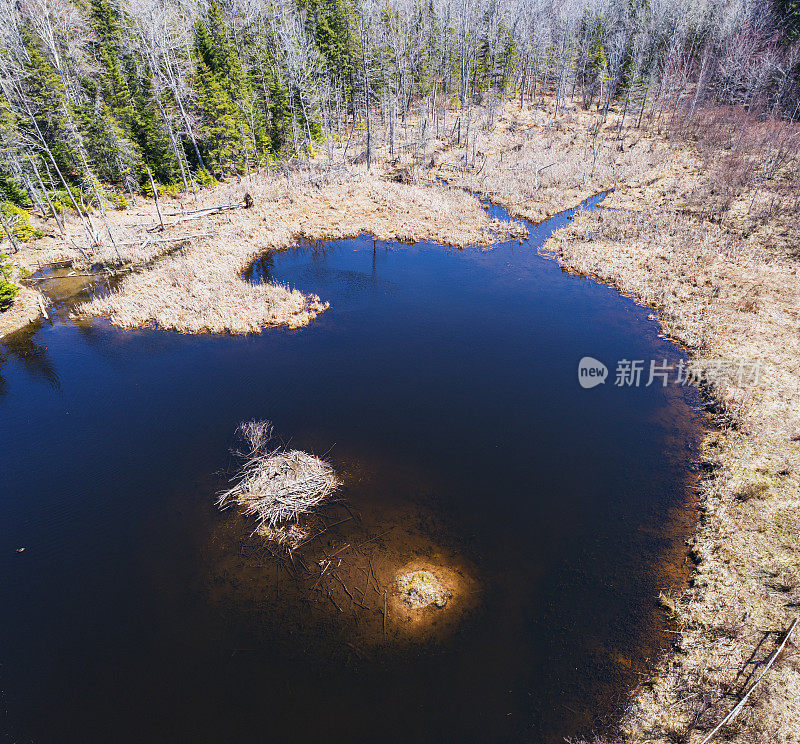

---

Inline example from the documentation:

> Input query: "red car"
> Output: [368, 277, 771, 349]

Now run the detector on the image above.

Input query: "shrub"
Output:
[160, 182, 182, 198]
[0, 175, 31, 207]
[49, 193, 67, 213]
[107, 191, 129, 209]
[1, 203, 43, 241]
[194, 167, 217, 187]
[50, 186, 95, 214]
[141, 180, 182, 199]
[0, 252, 19, 311]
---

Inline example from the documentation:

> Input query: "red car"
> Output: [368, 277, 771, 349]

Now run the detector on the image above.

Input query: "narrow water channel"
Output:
[0, 192, 703, 743]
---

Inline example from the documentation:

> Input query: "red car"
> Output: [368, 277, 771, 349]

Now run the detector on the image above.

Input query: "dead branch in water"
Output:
[36, 292, 49, 320]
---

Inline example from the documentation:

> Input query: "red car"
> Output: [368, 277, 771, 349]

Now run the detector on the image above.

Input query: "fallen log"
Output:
[125, 202, 247, 231]
[36, 292, 49, 320]
[156, 202, 247, 218]
[117, 232, 214, 247]
[144, 203, 245, 233]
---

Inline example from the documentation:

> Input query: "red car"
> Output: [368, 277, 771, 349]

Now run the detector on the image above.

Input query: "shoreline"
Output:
[8, 175, 524, 335]
[0, 283, 45, 340]
[542, 207, 799, 743]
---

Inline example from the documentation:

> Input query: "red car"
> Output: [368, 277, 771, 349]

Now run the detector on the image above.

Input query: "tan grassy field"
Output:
[429, 102, 703, 222]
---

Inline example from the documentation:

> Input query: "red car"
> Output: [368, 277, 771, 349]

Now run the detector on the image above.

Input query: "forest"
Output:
[0, 0, 798, 224]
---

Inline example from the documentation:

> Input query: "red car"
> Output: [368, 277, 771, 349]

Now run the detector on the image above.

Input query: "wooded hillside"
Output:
[0, 0, 798, 217]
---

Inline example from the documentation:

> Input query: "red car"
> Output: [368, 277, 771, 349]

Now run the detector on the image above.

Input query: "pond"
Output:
[0, 192, 703, 743]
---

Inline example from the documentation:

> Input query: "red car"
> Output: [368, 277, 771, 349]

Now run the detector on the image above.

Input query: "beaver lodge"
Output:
[217, 420, 340, 546]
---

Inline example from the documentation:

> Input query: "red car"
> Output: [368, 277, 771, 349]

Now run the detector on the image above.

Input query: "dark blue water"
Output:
[0, 194, 702, 744]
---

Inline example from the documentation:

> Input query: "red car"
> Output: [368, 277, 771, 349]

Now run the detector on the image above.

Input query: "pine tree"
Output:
[89, 0, 139, 129]
[23, 38, 81, 179]
[196, 1, 266, 165]
[0, 95, 30, 207]
[307, 0, 356, 95]
[201, 0, 250, 103]
[99, 47, 137, 129]
[269, 71, 293, 153]
[80, 98, 141, 188]
[193, 56, 246, 174]
[132, 74, 179, 184]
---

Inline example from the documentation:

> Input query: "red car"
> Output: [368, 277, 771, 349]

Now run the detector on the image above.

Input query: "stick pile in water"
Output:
[217, 420, 339, 529]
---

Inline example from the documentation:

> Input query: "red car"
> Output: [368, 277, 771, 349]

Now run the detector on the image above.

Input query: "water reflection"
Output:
[250, 237, 399, 297]
[0, 322, 60, 392]
[0, 345, 6, 396]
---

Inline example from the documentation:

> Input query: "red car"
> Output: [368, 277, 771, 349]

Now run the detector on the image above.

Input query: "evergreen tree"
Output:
[193, 56, 247, 174]
[306, 0, 356, 94]
[0, 95, 30, 208]
[89, 0, 138, 131]
[194, 3, 267, 170]
[199, 0, 251, 103]
[197, 1, 266, 165]
[80, 98, 141, 188]
[132, 74, 179, 184]
[23, 38, 80, 179]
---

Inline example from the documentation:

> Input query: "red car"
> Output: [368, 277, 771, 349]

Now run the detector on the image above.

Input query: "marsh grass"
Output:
[426, 103, 697, 223]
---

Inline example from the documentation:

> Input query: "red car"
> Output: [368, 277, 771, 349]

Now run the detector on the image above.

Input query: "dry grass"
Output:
[546, 207, 800, 744]
[427, 102, 702, 223]
[68, 170, 522, 333]
[677, 105, 800, 255]
[316, 97, 701, 222]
